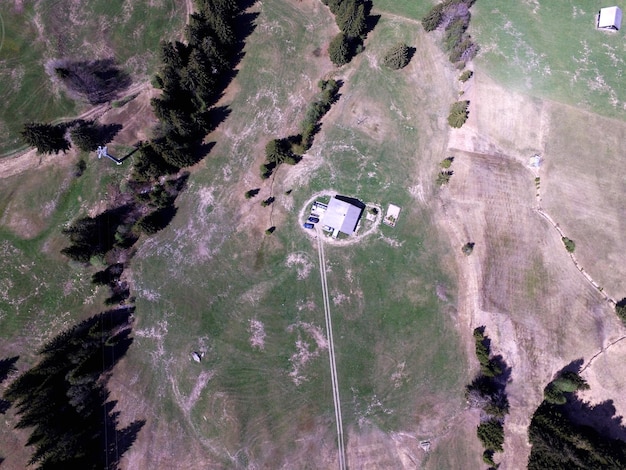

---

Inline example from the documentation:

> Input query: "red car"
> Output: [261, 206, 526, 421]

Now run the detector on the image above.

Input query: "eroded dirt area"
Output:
[439, 71, 626, 469]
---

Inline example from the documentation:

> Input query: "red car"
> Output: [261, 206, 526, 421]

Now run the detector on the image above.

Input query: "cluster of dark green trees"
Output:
[20, 120, 121, 155]
[322, 0, 372, 66]
[145, 0, 255, 172]
[3, 308, 144, 469]
[421, 0, 478, 67]
[61, 173, 187, 266]
[528, 367, 626, 469]
[616, 298, 626, 324]
[260, 79, 341, 179]
[466, 327, 510, 468]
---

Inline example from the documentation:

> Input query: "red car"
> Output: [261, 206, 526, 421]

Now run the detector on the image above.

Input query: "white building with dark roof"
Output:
[320, 195, 364, 236]
[598, 6, 622, 30]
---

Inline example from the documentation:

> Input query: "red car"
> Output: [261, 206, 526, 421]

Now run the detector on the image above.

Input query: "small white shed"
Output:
[598, 6, 622, 30]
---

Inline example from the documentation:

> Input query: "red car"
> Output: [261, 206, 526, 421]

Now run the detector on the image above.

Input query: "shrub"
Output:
[436, 170, 453, 186]
[111, 93, 138, 108]
[421, 3, 446, 32]
[74, 159, 87, 177]
[483, 449, 496, 466]
[245, 188, 260, 199]
[477, 419, 505, 452]
[440, 156, 454, 168]
[562, 237, 575, 253]
[448, 100, 470, 128]
[265, 226, 276, 235]
[329, 33, 352, 66]
[382, 43, 411, 70]
[459, 70, 473, 82]
[261, 197, 275, 207]
[21, 122, 70, 154]
[616, 298, 626, 322]
[462, 242, 474, 255]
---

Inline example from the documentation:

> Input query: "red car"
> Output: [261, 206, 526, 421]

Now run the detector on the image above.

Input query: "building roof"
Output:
[321, 196, 364, 235]
[599, 6, 622, 29]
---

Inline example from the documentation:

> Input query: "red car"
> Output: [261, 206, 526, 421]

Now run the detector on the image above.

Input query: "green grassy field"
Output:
[472, 1, 626, 119]
[373, 0, 433, 20]
[0, 147, 132, 357]
[123, 6, 469, 465]
[0, 1, 477, 466]
[0, 0, 185, 155]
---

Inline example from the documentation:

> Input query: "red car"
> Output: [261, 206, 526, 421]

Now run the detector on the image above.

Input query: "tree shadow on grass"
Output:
[406, 46, 417, 65]
[0, 356, 18, 414]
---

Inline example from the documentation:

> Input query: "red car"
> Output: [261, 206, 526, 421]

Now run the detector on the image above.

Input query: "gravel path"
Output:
[317, 227, 346, 470]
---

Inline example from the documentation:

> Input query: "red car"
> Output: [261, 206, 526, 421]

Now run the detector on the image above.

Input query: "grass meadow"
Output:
[0, 0, 185, 155]
[0, 1, 478, 467]
[0, 153, 129, 359]
[373, 0, 434, 20]
[126, 5, 470, 466]
[472, 1, 626, 118]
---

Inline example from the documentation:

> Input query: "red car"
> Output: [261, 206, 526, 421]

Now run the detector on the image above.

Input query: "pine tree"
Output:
[20, 122, 70, 154]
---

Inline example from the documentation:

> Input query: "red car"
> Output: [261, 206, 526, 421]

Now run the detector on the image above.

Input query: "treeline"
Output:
[147, 0, 254, 170]
[322, 0, 374, 66]
[20, 119, 122, 156]
[3, 308, 143, 469]
[528, 366, 626, 469]
[61, 172, 187, 266]
[466, 327, 509, 468]
[421, 0, 478, 67]
[260, 79, 341, 179]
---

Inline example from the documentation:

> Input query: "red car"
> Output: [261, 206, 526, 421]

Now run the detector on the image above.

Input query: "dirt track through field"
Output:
[316, 229, 346, 470]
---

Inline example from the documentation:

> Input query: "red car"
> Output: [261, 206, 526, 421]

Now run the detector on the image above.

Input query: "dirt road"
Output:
[317, 229, 346, 470]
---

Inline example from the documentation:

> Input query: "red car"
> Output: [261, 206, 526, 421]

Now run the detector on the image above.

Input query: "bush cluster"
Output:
[421, 0, 478, 66]
[260, 79, 340, 178]
[466, 327, 510, 465]
[52, 58, 131, 104]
